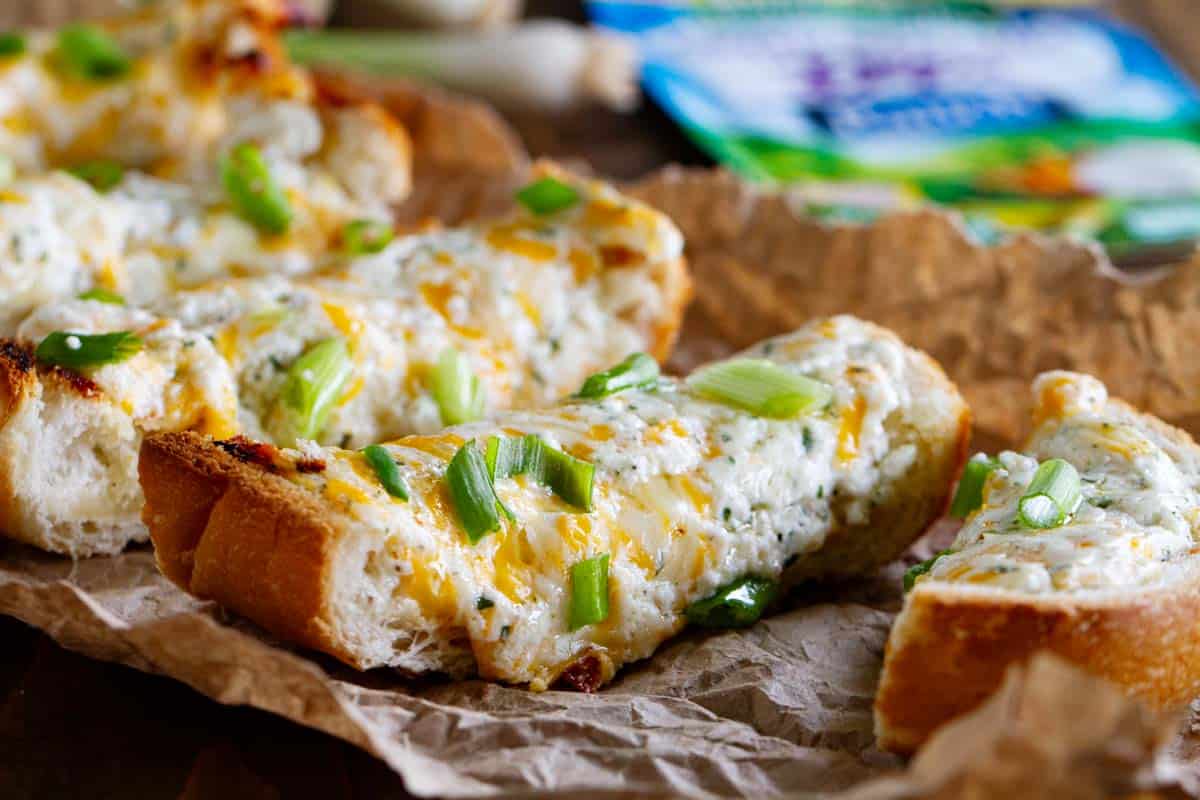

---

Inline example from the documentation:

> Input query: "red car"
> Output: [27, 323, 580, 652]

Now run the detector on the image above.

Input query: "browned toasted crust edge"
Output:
[140, 432, 358, 667]
[648, 254, 692, 364]
[0, 341, 35, 537]
[874, 579, 1200, 755]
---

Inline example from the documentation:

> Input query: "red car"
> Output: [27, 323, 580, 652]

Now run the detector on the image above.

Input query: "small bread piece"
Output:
[0, 168, 689, 556]
[875, 371, 1200, 754]
[141, 316, 968, 689]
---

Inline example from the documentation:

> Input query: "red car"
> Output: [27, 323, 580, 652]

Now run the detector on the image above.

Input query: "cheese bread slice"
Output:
[0, 170, 690, 556]
[875, 371, 1200, 754]
[140, 316, 968, 690]
[0, 0, 410, 205]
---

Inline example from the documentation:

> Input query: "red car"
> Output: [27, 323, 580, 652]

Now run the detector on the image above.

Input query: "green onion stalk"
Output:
[284, 22, 639, 113]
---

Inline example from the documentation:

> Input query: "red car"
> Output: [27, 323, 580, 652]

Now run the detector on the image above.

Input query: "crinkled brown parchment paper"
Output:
[4, 76, 1200, 799]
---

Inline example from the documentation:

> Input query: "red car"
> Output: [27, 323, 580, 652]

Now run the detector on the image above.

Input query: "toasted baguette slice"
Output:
[875, 371, 1200, 754]
[140, 316, 968, 689]
[1, 0, 410, 205]
[0, 168, 689, 557]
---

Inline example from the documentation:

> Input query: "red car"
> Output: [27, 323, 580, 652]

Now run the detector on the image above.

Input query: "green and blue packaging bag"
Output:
[589, 1, 1200, 258]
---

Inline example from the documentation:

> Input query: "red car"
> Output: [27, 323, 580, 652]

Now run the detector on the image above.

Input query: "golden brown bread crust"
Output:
[647, 254, 692, 364]
[0, 342, 35, 537]
[874, 578, 1200, 755]
[874, 397, 1200, 755]
[140, 432, 359, 666]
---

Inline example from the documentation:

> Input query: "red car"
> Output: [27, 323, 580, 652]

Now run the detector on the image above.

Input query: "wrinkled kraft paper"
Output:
[4, 75, 1200, 798]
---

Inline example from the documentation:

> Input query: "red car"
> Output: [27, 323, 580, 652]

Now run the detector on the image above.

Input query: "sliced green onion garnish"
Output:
[1018, 458, 1082, 529]
[685, 576, 778, 628]
[485, 434, 595, 511]
[77, 288, 125, 305]
[362, 444, 409, 501]
[282, 338, 352, 442]
[67, 160, 124, 192]
[57, 24, 131, 80]
[687, 359, 832, 419]
[537, 442, 594, 511]
[576, 352, 660, 399]
[568, 553, 610, 630]
[35, 331, 141, 369]
[485, 434, 531, 479]
[949, 456, 999, 519]
[219, 142, 293, 235]
[0, 33, 26, 58]
[342, 219, 394, 255]
[429, 347, 484, 426]
[515, 177, 580, 215]
[903, 550, 953, 592]
[446, 441, 506, 544]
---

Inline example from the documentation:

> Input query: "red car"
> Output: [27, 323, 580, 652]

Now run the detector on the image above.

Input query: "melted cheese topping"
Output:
[0, 168, 388, 331]
[927, 371, 1200, 594]
[0, 1, 411, 331]
[0, 1, 355, 181]
[273, 316, 930, 688]
[12, 170, 685, 454]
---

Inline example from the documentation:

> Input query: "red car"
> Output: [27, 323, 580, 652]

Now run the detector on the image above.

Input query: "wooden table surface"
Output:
[3, 2, 1198, 798]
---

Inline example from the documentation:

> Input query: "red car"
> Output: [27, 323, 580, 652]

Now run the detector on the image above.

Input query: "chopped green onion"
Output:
[446, 441, 506, 543]
[35, 331, 142, 369]
[476, 596, 494, 610]
[57, 24, 131, 80]
[1018, 458, 1083, 529]
[342, 219, 394, 255]
[282, 338, 352, 442]
[67, 160, 124, 192]
[568, 553, 610, 630]
[362, 444, 409, 501]
[219, 142, 293, 235]
[429, 348, 485, 426]
[685, 576, 778, 628]
[537, 442, 594, 511]
[485, 434, 531, 479]
[516, 177, 580, 215]
[687, 359, 832, 419]
[904, 550, 953, 592]
[77, 288, 125, 305]
[949, 456, 1000, 519]
[0, 33, 26, 58]
[485, 434, 595, 511]
[576, 352, 660, 399]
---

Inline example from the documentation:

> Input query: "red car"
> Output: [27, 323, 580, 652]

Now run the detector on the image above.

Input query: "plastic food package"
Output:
[590, 1, 1200, 258]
